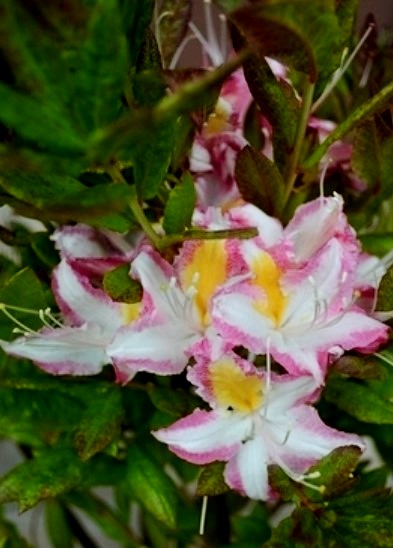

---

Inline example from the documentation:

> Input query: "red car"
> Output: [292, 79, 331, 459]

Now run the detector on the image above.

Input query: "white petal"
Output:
[154, 409, 252, 464]
[107, 322, 199, 375]
[225, 436, 270, 500]
[52, 260, 123, 330]
[1, 324, 109, 375]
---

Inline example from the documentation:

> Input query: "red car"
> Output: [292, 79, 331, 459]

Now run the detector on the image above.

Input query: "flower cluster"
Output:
[0, 3, 390, 503]
[1, 192, 388, 499]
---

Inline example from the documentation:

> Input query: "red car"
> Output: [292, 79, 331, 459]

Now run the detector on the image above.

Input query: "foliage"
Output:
[0, 0, 393, 546]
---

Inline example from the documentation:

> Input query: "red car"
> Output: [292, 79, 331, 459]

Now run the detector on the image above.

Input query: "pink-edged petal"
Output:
[225, 436, 270, 500]
[153, 409, 251, 464]
[295, 309, 388, 354]
[281, 238, 358, 324]
[270, 343, 327, 384]
[213, 290, 272, 353]
[228, 204, 283, 247]
[220, 69, 252, 128]
[0, 324, 109, 376]
[265, 375, 320, 414]
[53, 224, 112, 258]
[284, 194, 348, 262]
[52, 259, 124, 329]
[130, 249, 186, 321]
[189, 141, 212, 173]
[107, 322, 199, 376]
[187, 352, 263, 406]
[275, 406, 364, 473]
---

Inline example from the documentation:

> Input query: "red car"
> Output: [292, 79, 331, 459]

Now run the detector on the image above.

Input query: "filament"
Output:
[199, 495, 208, 535]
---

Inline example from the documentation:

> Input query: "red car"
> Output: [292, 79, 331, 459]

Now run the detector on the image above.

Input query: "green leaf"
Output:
[64, 491, 138, 546]
[127, 443, 178, 529]
[71, 0, 128, 132]
[163, 172, 196, 235]
[0, 84, 85, 157]
[235, 145, 285, 216]
[360, 233, 393, 256]
[0, 516, 31, 548]
[133, 119, 176, 200]
[232, 35, 298, 169]
[332, 355, 388, 380]
[30, 232, 60, 268]
[196, 462, 230, 496]
[133, 30, 166, 107]
[303, 446, 361, 499]
[45, 500, 74, 548]
[103, 264, 143, 304]
[323, 376, 393, 424]
[352, 120, 381, 191]
[231, 503, 271, 545]
[0, 448, 87, 511]
[265, 507, 323, 548]
[376, 264, 393, 312]
[74, 386, 124, 461]
[120, 0, 155, 67]
[303, 79, 393, 168]
[0, 384, 84, 446]
[0, 267, 48, 339]
[148, 384, 192, 419]
[328, 489, 393, 547]
[335, 0, 359, 47]
[227, 0, 340, 83]
[156, 0, 192, 68]
[0, 171, 131, 224]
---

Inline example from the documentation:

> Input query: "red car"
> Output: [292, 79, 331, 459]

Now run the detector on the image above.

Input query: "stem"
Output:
[302, 79, 393, 169]
[284, 79, 315, 204]
[156, 49, 250, 119]
[159, 227, 258, 249]
[107, 166, 162, 249]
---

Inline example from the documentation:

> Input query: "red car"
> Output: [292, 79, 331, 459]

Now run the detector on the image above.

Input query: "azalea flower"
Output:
[0, 258, 140, 376]
[154, 355, 364, 500]
[107, 238, 246, 382]
[189, 70, 249, 209]
[52, 223, 143, 278]
[212, 196, 389, 383]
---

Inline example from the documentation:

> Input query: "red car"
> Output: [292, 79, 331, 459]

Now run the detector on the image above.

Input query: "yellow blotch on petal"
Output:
[252, 252, 287, 326]
[121, 302, 141, 325]
[210, 359, 263, 413]
[203, 98, 232, 136]
[180, 240, 227, 326]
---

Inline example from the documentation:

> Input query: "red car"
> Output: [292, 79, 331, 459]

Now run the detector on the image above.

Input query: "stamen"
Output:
[312, 23, 374, 113]
[219, 13, 227, 61]
[273, 452, 324, 493]
[263, 336, 272, 418]
[375, 352, 393, 368]
[265, 336, 271, 393]
[0, 304, 36, 335]
[359, 56, 373, 88]
[169, 34, 198, 69]
[155, 10, 174, 62]
[188, 21, 221, 67]
[319, 159, 331, 201]
[199, 495, 208, 535]
[204, 0, 222, 66]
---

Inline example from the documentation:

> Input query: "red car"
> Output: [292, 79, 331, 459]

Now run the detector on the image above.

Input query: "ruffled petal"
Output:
[274, 406, 364, 474]
[284, 194, 347, 262]
[153, 409, 251, 464]
[0, 324, 109, 376]
[52, 259, 124, 329]
[107, 322, 199, 376]
[225, 436, 270, 500]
